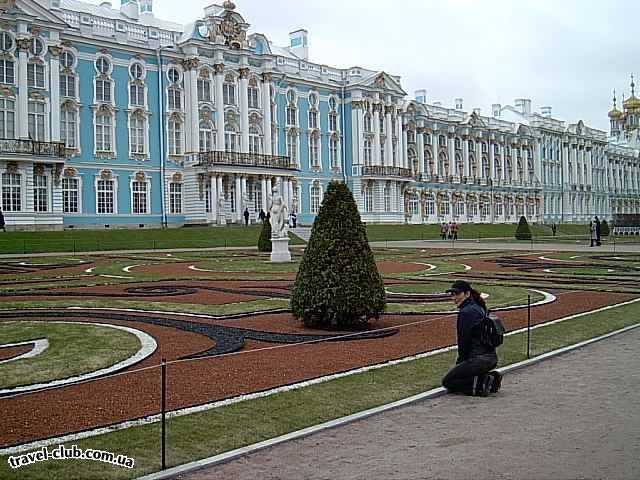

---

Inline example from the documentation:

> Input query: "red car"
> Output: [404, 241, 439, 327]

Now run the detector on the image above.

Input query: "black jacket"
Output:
[456, 297, 495, 363]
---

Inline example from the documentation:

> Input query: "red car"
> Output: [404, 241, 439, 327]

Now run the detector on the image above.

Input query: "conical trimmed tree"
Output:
[291, 181, 385, 329]
[257, 219, 272, 252]
[515, 216, 532, 240]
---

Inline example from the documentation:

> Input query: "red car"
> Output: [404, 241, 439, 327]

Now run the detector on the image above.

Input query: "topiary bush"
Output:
[291, 180, 385, 329]
[515, 216, 532, 240]
[601, 219, 610, 237]
[257, 219, 272, 252]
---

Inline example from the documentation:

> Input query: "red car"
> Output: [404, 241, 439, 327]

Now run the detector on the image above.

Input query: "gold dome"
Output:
[623, 95, 640, 110]
[609, 107, 623, 119]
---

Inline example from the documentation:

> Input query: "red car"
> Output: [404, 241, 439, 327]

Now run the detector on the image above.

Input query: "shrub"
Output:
[257, 219, 272, 252]
[291, 181, 385, 329]
[601, 219, 610, 237]
[515, 216, 532, 240]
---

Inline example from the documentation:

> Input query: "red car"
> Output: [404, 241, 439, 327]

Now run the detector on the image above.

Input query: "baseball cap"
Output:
[446, 280, 472, 295]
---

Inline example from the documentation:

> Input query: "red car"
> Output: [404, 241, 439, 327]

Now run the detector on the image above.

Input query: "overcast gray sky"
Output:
[109, 0, 635, 131]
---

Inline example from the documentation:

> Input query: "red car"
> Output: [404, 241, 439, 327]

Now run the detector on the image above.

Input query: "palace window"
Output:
[130, 83, 145, 107]
[170, 182, 182, 214]
[60, 72, 76, 98]
[168, 118, 183, 155]
[308, 109, 318, 129]
[27, 63, 45, 89]
[384, 185, 391, 211]
[426, 195, 435, 216]
[96, 57, 110, 75]
[495, 201, 503, 216]
[199, 120, 214, 152]
[309, 134, 320, 168]
[0, 59, 15, 85]
[2, 172, 21, 212]
[455, 200, 465, 217]
[168, 87, 181, 110]
[129, 115, 146, 155]
[132, 180, 148, 214]
[286, 104, 297, 126]
[287, 131, 298, 164]
[28, 101, 45, 142]
[224, 123, 238, 152]
[60, 108, 77, 149]
[61, 51, 74, 69]
[248, 82, 259, 109]
[329, 112, 338, 132]
[380, 141, 385, 165]
[62, 177, 79, 213]
[0, 32, 14, 52]
[0, 98, 15, 139]
[440, 198, 450, 216]
[95, 112, 113, 152]
[97, 179, 115, 214]
[130, 63, 144, 81]
[311, 183, 321, 214]
[329, 137, 339, 169]
[379, 115, 384, 134]
[223, 76, 236, 105]
[364, 138, 372, 165]
[96, 78, 112, 103]
[363, 186, 373, 213]
[197, 77, 212, 102]
[364, 114, 372, 133]
[249, 126, 262, 154]
[33, 174, 48, 212]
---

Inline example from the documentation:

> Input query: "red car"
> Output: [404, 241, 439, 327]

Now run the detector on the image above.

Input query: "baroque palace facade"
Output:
[0, 0, 638, 230]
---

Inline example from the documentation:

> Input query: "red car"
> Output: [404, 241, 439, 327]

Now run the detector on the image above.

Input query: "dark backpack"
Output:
[480, 312, 506, 348]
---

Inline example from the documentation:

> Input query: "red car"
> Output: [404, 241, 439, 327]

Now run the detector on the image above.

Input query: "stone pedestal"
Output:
[270, 237, 291, 262]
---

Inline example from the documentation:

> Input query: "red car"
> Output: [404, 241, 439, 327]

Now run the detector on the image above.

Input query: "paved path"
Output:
[372, 239, 640, 253]
[175, 328, 640, 480]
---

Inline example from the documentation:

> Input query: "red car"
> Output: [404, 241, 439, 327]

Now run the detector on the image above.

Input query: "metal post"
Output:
[161, 358, 167, 470]
[527, 295, 531, 359]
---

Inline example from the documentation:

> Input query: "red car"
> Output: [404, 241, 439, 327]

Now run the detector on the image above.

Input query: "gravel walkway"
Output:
[176, 328, 640, 480]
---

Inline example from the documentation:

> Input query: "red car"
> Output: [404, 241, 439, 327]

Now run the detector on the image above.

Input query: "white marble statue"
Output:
[269, 185, 289, 238]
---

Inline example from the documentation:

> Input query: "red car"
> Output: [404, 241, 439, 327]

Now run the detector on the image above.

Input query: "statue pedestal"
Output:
[270, 237, 291, 263]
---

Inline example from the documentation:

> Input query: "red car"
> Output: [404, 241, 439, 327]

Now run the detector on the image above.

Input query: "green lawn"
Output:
[0, 227, 304, 254]
[2, 299, 638, 479]
[0, 322, 141, 389]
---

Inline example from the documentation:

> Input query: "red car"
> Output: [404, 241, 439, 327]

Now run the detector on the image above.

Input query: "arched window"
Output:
[309, 132, 320, 168]
[198, 74, 212, 103]
[363, 185, 373, 212]
[287, 130, 298, 163]
[248, 77, 260, 109]
[199, 119, 214, 152]
[60, 103, 77, 149]
[0, 98, 16, 139]
[425, 194, 435, 216]
[224, 122, 238, 152]
[168, 116, 183, 155]
[455, 154, 464, 177]
[329, 136, 339, 169]
[328, 96, 338, 132]
[223, 74, 236, 105]
[438, 152, 448, 176]
[364, 138, 372, 165]
[311, 183, 321, 214]
[249, 125, 262, 154]
[129, 113, 146, 155]
[408, 149, 418, 174]
[364, 113, 372, 133]
[95, 109, 113, 152]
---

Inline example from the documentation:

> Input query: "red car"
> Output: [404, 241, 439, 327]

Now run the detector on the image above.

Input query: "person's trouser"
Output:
[442, 353, 498, 395]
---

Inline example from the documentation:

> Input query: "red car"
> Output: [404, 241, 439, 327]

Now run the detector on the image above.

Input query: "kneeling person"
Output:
[442, 280, 502, 396]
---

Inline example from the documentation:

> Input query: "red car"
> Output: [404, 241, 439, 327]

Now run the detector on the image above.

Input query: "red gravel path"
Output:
[0, 344, 32, 362]
[0, 289, 634, 449]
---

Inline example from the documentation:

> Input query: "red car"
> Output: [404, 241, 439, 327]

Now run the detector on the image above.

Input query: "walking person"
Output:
[440, 222, 448, 240]
[551, 223, 557, 237]
[590, 221, 597, 247]
[258, 209, 266, 223]
[595, 216, 602, 246]
[452, 221, 459, 241]
[243, 208, 250, 226]
[0, 209, 5, 232]
[448, 222, 454, 240]
[442, 280, 502, 396]
[291, 212, 297, 228]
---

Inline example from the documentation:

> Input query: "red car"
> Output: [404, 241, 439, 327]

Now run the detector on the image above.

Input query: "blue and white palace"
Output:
[0, 0, 638, 230]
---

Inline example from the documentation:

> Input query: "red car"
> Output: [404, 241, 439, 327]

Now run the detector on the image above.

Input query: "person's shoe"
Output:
[474, 375, 492, 397]
[489, 371, 503, 393]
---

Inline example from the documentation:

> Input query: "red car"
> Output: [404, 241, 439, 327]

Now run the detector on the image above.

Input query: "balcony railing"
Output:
[0, 139, 66, 158]
[196, 151, 298, 171]
[361, 165, 413, 178]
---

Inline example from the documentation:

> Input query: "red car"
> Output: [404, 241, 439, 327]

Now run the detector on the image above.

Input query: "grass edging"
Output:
[2, 298, 640, 480]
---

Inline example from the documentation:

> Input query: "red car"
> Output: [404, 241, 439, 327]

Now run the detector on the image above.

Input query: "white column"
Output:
[261, 176, 268, 214]
[432, 132, 439, 176]
[241, 176, 247, 217]
[210, 175, 217, 221]
[463, 138, 470, 178]
[521, 146, 528, 184]
[17, 43, 28, 138]
[398, 115, 405, 168]
[50, 47, 61, 142]
[416, 130, 425, 177]
[214, 64, 225, 150]
[287, 179, 294, 212]
[262, 73, 272, 155]
[235, 175, 242, 222]
[489, 142, 495, 181]
[373, 105, 381, 166]
[500, 144, 506, 181]
[385, 106, 393, 166]
[475, 142, 482, 180]
[448, 136, 455, 177]
[239, 67, 249, 153]
[189, 64, 199, 154]
[534, 141, 542, 184]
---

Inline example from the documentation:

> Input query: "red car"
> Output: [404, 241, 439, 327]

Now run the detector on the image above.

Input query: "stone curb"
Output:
[136, 321, 640, 480]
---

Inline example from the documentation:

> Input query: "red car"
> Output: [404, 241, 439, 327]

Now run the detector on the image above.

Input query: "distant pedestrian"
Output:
[440, 222, 448, 240]
[243, 208, 250, 226]
[595, 216, 602, 246]
[0, 209, 5, 232]
[258, 209, 266, 222]
[551, 223, 557, 237]
[448, 222, 454, 240]
[452, 222, 459, 241]
[442, 280, 502, 396]
[590, 221, 597, 247]
[291, 212, 297, 228]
